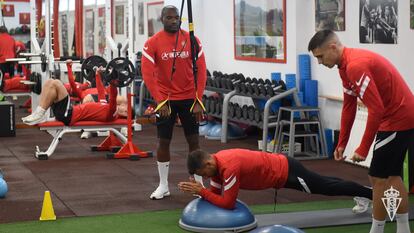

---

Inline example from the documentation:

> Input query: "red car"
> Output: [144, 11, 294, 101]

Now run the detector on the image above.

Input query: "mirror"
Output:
[234, 0, 286, 63]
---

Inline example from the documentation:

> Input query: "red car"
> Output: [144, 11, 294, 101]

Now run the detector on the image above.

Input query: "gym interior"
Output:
[0, 0, 413, 232]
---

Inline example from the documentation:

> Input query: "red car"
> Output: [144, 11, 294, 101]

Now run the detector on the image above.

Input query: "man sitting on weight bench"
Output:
[64, 60, 129, 138]
[22, 67, 125, 126]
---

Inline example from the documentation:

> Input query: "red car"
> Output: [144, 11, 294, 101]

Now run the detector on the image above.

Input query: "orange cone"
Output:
[39, 191, 56, 221]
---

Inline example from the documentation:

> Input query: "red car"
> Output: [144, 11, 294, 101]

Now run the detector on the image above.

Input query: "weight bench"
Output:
[0, 90, 31, 98]
[36, 119, 129, 160]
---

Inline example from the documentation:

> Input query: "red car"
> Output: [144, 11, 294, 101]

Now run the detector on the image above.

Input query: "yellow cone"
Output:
[40, 191, 56, 221]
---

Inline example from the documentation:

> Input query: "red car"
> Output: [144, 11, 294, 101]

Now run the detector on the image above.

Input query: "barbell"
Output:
[81, 55, 135, 88]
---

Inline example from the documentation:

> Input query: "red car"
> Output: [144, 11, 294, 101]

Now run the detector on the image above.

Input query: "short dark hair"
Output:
[308, 29, 335, 51]
[161, 5, 179, 18]
[187, 149, 210, 175]
[0, 26, 8, 33]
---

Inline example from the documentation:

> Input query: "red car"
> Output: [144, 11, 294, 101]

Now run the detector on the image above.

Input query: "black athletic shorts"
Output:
[91, 94, 109, 103]
[369, 128, 414, 178]
[51, 95, 73, 125]
[156, 99, 198, 139]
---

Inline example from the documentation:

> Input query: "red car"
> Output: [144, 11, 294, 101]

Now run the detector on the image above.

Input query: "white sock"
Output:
[396, 213, 411, 233]
[369, 218, 385, 233]
[157, 161, 169, 188]
[193, 174, 204, 187]
[35, 106, 46, 115]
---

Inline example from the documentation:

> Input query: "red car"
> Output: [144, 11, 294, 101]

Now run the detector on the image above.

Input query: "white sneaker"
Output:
[352, 197, 371, 213]
[22, 111, 46, 125]
[150, 186, 170, 200]
[120, 127, 128, 137]
[80, 131, 92, 139]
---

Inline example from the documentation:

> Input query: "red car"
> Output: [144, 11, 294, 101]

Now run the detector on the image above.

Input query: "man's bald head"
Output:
[161, 5, 179, 18]
[308, 29, 340, 51]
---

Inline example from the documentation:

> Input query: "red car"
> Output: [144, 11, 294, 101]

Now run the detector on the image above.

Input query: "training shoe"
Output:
[120, 127, 128, 137]
[80, 131, 92, 139]
[150, 186, 170, 200]
[352, 196, 371, 213]
[22, 111, 46, 125]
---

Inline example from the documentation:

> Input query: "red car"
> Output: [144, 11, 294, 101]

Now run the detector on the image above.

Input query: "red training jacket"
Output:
[199, 149, 289, 209]
[0, 33, 16, 63]
[338, 47, 414, 157]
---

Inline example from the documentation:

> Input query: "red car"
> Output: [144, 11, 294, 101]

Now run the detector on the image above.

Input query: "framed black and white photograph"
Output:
[315, 0, 345, 31]
[234, 0, 286, 63]
[411, 0, 414, 29]
[359, 0, 398, 44]
[115, 5, 125, 35]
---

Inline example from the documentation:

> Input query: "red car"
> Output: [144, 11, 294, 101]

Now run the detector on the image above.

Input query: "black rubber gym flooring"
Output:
[0, 97, 372, 224]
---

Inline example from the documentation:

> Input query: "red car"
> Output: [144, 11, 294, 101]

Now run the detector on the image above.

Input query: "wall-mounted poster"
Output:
[1, 4, 15, 17]
[360, 0, 398, 44]
[315, 0, 345, 31]
[19, 13, 30, 24]
[97, 7, 106, 56]
[138, 2, 144, 35]
[84, 9, 94, 57]
[147, 1, 164, 37]
[61, 14, 69, 57]
[115, 5, 124, 35]
[411, 0, 414, 29]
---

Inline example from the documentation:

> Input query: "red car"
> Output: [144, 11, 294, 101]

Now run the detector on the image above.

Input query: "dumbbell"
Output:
[264, 79, 286, 97]
[235, 104, 242, 119]
[206, 77, 213, 87]
[228, 102, 235, 118]
[254, 109, 261, 123]
[242, 105, 249, 120]
[247, 106, 255, 121]
[205, 96, 211, 113]
[215, 96, 223, 115]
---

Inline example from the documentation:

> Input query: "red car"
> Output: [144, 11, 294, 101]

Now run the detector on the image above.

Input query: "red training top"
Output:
[338, 47, 414, 157]
[199, 149, 289, 209]
[141, 29, 207, 103]
[0, 33, 16, 63]
[69, 85, 118, 125]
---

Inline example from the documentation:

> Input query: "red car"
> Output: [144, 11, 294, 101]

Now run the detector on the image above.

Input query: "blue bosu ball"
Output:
[199, 121, 216, 136]
[0, 178, 8, 198]
[250, 224, 306, 233]
[179, 198, 257, 232]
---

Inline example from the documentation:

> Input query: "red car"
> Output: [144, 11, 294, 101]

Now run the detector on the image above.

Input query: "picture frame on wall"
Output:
[147, 1, 164, 37]
[19, 13, 30, 25]
[411, 0, 414, 29]
[315, 0, 345, 31]
[115, 5, 124, 35]
[1, 4, 15, 17]
[360, 0, 398, 44]
[234, 0, 286, 63]
[138, 2, 144, 35]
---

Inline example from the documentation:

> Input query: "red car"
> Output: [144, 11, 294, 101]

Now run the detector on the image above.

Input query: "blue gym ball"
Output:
[179, 198, 257, 232]
[0, 178, 8, 198]
[250, 224, 306, 233]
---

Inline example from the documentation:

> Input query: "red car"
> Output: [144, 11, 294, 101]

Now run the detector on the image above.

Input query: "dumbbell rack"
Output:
[137, 80, 313, 155]
[205, 85, 301, 144]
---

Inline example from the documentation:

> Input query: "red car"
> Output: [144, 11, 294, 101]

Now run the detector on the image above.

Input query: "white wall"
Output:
[0, 1, 30, 29]
[194, 0, 297, 80]
[297, 0, 414, 130]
